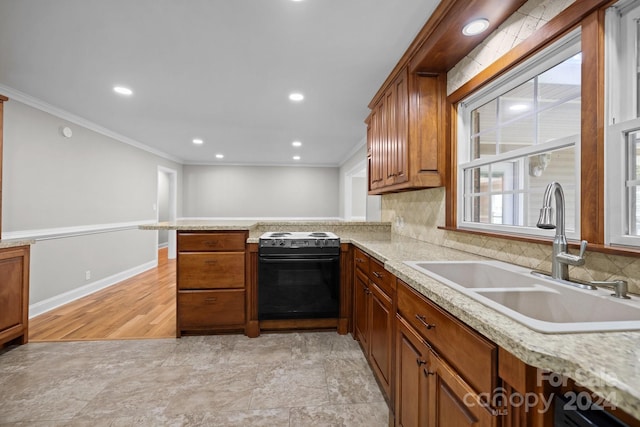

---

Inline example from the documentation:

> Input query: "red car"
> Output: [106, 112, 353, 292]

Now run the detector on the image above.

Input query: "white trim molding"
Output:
[0, 84, 183, 164]
[2, 220, 156, 241]
[28, 260, 157, 318]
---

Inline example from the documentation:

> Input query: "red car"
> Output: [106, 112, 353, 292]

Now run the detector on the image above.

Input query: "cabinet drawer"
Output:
[397, 280, 497, 395]
[353, 247, 370, 273]
[178, 232, 246, 252]
[178, 290, 245, 329]
[369, 258, 394, 296]
[178, 253, 245, 289]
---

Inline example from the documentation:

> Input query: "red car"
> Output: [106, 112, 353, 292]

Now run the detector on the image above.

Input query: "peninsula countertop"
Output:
[140, 220, 640, 419]
[0, 239, 35, 249]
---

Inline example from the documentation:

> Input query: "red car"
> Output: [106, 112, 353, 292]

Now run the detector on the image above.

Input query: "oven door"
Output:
[258, 255, 340, 320]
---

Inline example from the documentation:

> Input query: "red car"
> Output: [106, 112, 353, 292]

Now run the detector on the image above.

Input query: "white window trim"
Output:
[606, 117, 640, 246]
[605, 0, 640, 247]
[456, 30, 582, 239]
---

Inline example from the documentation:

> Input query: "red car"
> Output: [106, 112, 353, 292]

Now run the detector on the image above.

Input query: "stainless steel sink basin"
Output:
[404, 260, 640, 333]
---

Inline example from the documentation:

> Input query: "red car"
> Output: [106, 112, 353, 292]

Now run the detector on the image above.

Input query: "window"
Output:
[457, 31, 582, 238]
[606, 0, 640, 247]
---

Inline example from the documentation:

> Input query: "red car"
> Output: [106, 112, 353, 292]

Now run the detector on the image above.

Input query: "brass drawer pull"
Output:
[416, 358, 427, 367]
[204, 297, 218, 303]
[372, 271, 383, 279]
[415, 314, 435, 330]
[423, 368, 435, 377]
[204, 260, 218, 266]
[204, 240, 220, 247]
[355, 257, 365, 263]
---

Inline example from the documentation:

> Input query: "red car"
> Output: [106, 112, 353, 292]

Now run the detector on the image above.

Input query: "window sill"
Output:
[437, 226, 640, 257]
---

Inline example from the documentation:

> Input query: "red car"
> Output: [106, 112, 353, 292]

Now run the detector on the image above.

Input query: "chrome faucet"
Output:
[536, 182, 588, 281]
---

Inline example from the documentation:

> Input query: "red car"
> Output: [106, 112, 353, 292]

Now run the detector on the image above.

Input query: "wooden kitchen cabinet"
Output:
[353, 268, 370, 350]
[0, 246, 30, 348]
[366, 68, 444, 194]
[352, 247, 395, 400]
[176, 231, 247, 336]
[395, 279, 497, 426]
[396, 315, 430, 427]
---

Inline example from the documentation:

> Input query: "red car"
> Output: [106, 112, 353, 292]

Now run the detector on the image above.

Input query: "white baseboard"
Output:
[29, 260, 158, 319]
[158, 242, 168, 249]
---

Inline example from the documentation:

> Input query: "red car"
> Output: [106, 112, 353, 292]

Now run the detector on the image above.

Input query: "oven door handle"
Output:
[259, 257, 338, 263]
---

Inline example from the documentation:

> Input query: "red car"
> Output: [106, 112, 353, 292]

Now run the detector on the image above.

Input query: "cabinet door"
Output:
[0, 253, 24, 331]
[369, 282, 392, 397]
[392, 69, 409, 185]
[396, 316, 430, 427]
[372, 101, 385, 190]
[384, 86, 397, 187]
[353, 269, 370, 350]
[428, 350, 496, 427]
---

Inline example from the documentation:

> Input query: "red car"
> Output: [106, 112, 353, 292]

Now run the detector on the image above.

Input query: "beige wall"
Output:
[382, 0, 640, 294]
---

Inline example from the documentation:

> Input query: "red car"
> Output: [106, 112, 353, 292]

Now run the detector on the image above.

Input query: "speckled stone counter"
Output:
[140, 220, 640, 419]
[347, 233, 640, 421]
[139, 219, 392, 242]
[0, 239, 34, 249]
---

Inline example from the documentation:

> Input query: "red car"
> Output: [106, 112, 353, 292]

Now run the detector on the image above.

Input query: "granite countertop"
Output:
[140, 220, 640, 418]
[346, 233, 640, 420]
[0, 239, 35, 249]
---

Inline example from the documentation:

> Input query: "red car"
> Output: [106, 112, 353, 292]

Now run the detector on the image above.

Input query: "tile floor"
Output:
[0, 332, 390, 426]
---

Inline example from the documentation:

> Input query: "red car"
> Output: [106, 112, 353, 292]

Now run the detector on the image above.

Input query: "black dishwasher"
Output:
[554, 395, 629, 426]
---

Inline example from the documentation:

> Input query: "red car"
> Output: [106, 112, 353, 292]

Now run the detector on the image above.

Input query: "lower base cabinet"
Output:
[0, 246, 30, 348]
[396, 315, 496, 427]
[177, 290, 245, 331]
[396, 316, 430, 427]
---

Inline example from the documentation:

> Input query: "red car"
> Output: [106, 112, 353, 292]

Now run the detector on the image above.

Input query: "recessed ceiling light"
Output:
[293, 155, 301, 160]
[192, 138, 203, 145]
[462, 18, 490, 36]
[292, 141, 302, 147]
[509, 104, 529, 112]
[113, 86, 133, 96]
[216, 154, 224, 159]
[289, 93, 304, 102]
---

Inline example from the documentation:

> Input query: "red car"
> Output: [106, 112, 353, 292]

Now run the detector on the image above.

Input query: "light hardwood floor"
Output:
[29, 248, 176, 341]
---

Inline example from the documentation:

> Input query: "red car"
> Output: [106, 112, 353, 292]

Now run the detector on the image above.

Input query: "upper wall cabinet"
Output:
[365, 0, 527, 195]
[366, 68, 444, 194]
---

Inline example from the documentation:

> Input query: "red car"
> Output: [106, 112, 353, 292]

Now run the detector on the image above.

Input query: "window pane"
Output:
[473, 131, 499, 159]
[500, 81, 534, 123]
[627, 130, 640, 235]
[538, 53, 581, 101]
[472, 99, 498, 134]
[538, 101, 581, 143]
[499, 115, 535, 153]
[463, 160, 524, 226]
[526, 146, 577, 230]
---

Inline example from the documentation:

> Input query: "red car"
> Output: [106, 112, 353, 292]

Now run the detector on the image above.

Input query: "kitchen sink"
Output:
[404, 260, 640, 333]
[404, 261, 538, 289]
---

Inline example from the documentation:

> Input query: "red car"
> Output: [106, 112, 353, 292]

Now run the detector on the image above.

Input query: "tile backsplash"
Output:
[382, 188, 640, 295]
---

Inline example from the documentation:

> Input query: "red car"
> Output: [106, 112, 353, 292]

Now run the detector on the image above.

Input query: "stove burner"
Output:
[269, 232, 292, 237]
[309, 232, 328, 237]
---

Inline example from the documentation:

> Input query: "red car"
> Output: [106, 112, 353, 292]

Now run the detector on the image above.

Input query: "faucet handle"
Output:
[556, 240, 588, 266]
[578, 240, 588, 258]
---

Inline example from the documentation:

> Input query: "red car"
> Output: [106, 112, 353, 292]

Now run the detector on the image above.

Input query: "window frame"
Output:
[605, 0, 640, 248]
[456, 31, 582, 239]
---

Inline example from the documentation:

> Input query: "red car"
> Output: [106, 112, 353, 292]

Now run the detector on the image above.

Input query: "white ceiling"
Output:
[0, 0, 440, 166]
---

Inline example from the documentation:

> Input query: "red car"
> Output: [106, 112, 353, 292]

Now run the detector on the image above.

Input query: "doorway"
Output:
[344, 160, 380, 221]
[157, 166, 178, 259]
